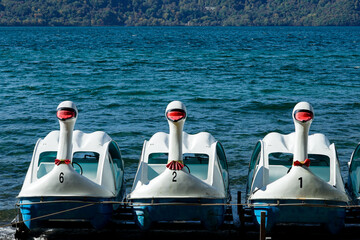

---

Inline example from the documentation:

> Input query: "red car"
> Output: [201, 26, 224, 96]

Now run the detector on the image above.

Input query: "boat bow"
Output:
[250, 166, 348, 202]
[129, 168, 224, 199]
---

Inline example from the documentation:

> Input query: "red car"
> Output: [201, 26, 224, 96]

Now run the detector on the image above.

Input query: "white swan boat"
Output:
[246, 102, 349, 233]
[128, 101, 230, 230]
[17, 101, 126, 230]
[347, 139, 360, 204]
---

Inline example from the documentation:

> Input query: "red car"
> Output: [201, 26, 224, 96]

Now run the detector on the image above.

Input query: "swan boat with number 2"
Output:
[246, 102, 349, 233]
[128, 101, 230, 230]
[17, 101, 125, 230]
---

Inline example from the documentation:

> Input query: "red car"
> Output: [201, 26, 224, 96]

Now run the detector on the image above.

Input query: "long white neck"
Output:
[168, 121, 184, 163]
[293, 122, 310, 162]
[56, 120, 75, 161]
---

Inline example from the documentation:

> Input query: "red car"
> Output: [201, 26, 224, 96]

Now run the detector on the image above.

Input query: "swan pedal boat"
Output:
[246, 102, 349, 233]
[17, 101, 126, 230]
[347, 142, 360, 205]
[128, 101, 230, 230]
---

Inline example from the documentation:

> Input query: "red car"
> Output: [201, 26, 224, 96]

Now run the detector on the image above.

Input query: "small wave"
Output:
[102, 68, 121, 72]
[117, 90, 156, 96]
[280, 64, 311, 73]
[122, 60, 150, 67]
[102, 102, 121, 109]
[97, 85, 116, 91]
[192, 97, 223, 103]
[260, 88, 280, 94]
[94, 60, 108, 63]
[110, 131, 144, 138]
[245, 100, 295, 112]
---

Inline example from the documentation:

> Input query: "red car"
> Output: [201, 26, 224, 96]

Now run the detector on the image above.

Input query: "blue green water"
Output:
[0, 26, 360, 236]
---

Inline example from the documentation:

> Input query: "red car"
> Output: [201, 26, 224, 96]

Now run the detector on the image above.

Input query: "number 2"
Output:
[298, 177, 303, 188]
[172, 171, 177, 182]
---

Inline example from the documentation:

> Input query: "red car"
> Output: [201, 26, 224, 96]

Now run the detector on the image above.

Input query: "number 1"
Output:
[298, 177, 303, 188]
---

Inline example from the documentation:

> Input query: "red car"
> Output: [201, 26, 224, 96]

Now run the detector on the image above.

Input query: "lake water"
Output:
[0, 26, 360, 238]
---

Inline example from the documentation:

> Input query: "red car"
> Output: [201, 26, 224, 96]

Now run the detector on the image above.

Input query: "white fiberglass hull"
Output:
[18, 164, 114, 198]
[249, 166, 348, 233]
[129, 168, 227, 230]
[129, 168, 225, 199]
[250, 166, 348, 202]
[17, 164, 120, 230]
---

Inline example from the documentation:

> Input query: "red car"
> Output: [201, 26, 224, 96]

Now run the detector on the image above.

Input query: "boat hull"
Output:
[250, 199, 346, 234]
[19, 197, 116, 230]
[131, 198, 226, 230]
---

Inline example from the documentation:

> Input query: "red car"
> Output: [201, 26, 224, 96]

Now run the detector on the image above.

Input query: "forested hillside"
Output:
[0, 0, 359, 26]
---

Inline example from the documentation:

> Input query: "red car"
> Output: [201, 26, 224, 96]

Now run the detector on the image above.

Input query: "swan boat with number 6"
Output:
[17, 101, 126, 230]
[246, 102, 349, 233]
[128, 101, 230, 230]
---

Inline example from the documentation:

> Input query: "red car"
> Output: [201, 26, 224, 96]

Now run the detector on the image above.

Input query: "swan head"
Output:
[292, 102, 314, 166]
[56, 101, 78, 123]
[55, 101, 77, 163]
[165, 101, 187, 124]
[292, 101, 314, 126]
[165, 101, 187, 166]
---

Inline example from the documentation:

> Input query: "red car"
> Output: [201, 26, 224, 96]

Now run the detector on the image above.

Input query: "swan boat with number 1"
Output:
[246, 102, 349, 233]
[17, 101, 126, 230]
[128, 101, 230, 230]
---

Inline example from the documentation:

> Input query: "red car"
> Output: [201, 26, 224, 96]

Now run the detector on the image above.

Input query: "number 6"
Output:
[59, 172, 64, 183]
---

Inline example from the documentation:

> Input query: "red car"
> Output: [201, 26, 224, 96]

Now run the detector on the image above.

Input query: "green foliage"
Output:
[0, 0, 359, 26]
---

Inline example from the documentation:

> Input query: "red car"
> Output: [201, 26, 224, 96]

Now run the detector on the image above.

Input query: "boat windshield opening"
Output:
[268, 152, 330, 183]
[349, 145, 360, 197]
[308, 154, 330, 182]
[350, 146, 360, 171]
[37, 151, 56, 178]
[247, 142, 261, 196]
[184, 153, 209, 180]
[148, 153, 168, 164]
[38, 151, 57, 166]
[72, 152, 99, 181]
[108, 141, 123, 190]
[147, 153, 209, 180]
[184, 153, 208, 164]
[37, 151, 100, 180]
